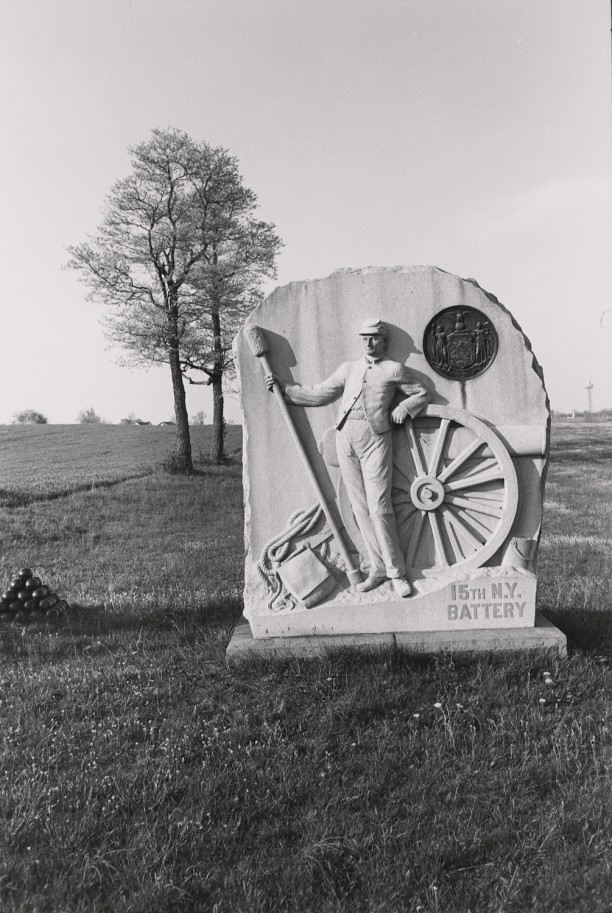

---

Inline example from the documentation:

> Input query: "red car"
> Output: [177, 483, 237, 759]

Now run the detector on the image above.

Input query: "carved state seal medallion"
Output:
[423, 306, 498, 380]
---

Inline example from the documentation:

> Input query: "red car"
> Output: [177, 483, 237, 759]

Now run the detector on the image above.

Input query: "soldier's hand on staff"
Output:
[391, 404, 411, 424]
[265, 373, 286, 393]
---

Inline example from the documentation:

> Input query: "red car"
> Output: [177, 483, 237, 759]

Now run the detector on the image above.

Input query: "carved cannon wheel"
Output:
[335, 404, 519, 578]
[391, 405, 519, 577]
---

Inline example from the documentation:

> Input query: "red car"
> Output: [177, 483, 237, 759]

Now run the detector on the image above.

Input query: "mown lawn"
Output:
[0, 422, 610, 913]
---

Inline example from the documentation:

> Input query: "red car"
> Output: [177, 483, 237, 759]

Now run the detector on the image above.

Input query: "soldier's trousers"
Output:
[336, 419, 406, 578]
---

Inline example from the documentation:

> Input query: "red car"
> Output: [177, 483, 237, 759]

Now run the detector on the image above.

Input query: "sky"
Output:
[0, 0, 610, 424]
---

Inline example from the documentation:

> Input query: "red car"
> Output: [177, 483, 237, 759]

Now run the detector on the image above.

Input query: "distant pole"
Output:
[586, 381, 594, 413]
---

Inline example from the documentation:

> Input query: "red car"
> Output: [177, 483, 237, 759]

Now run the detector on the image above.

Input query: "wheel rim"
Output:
[392, 405, 519, 577]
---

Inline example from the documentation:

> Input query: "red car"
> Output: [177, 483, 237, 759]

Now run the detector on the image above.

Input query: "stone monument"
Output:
[229, 266, 566, 658]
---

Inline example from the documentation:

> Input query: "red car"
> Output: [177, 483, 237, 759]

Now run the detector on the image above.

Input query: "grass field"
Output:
[0, 422, 610, 913]
[0, 424, 242, 507]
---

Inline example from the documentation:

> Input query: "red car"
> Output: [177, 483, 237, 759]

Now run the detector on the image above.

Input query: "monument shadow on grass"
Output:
[545, 608, 612, 656]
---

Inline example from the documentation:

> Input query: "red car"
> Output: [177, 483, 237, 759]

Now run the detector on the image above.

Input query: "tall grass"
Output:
[0, 422, 610, 912]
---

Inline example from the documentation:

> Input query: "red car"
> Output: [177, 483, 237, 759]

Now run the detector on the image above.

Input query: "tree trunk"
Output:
[211, 370, 224, 462]
[168, 305, 193, 472]
[210, 259, 225, 463]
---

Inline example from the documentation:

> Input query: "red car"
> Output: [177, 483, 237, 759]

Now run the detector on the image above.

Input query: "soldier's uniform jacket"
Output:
[284, 355, 430, 434]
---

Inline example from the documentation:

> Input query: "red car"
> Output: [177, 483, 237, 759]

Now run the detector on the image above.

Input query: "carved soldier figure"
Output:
[266, 318, 431, 597]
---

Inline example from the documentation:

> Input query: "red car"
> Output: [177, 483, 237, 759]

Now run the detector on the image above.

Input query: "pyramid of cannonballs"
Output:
[0, 569, 69, 625]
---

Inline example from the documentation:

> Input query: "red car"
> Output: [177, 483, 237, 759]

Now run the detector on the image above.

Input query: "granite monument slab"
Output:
[232, 266, 558, 651]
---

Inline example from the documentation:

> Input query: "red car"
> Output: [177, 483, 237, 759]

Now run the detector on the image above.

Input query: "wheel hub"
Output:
[410, 476, 445, 511]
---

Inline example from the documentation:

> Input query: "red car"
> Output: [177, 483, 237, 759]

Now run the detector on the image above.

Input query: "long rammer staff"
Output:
[245, 324, 362, 587]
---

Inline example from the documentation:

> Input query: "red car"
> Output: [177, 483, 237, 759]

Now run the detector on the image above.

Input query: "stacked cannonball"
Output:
[0, 569, 70, 625]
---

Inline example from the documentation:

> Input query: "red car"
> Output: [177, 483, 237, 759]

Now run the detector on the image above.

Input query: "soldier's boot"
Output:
[391, 576, 412, 598]
[355, 575, 386, 593]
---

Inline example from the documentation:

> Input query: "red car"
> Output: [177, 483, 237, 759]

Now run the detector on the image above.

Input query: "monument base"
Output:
[226, 612, 567, 662]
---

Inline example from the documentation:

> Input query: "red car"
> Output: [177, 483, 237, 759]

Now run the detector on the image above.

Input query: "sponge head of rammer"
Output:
[244, 324, 268, 358]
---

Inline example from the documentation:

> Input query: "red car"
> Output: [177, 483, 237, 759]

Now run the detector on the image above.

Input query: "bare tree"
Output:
[66, 127, 281, 469]
[191, 411, 207, 425]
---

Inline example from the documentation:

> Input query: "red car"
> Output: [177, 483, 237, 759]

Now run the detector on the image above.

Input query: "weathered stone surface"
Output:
[249, 568, 536, 637]
[227, 614, 567, 662]
[227, 620, 395, 661]
[234, 266, 549, 639]
[393, 613, 566, 657]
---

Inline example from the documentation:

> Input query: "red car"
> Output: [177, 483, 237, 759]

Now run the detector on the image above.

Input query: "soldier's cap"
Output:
[358, 317, 387, 336]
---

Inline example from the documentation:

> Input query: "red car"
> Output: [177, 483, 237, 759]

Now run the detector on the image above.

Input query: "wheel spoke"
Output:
[392, 491, 416, 507]
[393, 461, 417, 485]
[444, 467, 504, 492]
[392, 477, 413, 496]
[428, 510, 448, 566]
[445, 494, 503, 518]
[405, 509, 426, 567]
[442, 504, 486, 548]
[437, 438, 486, 483]
[440, 506, 481, 554]
[397, 505, 417, 538]
[428, 419, 450, 477]
[443, 512, 466, 562]
[448, 503, 491, 539]
[456, 456, 499, 480]
[460, 489, 503, 502]
[405, 421, 427, 477]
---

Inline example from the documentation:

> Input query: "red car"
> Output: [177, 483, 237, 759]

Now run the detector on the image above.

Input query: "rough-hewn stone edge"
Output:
[231, 333, 252, 614]
[462, 267, 550, 456]
[226, 613, 567, 662]
[459, 270, 551, 570]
